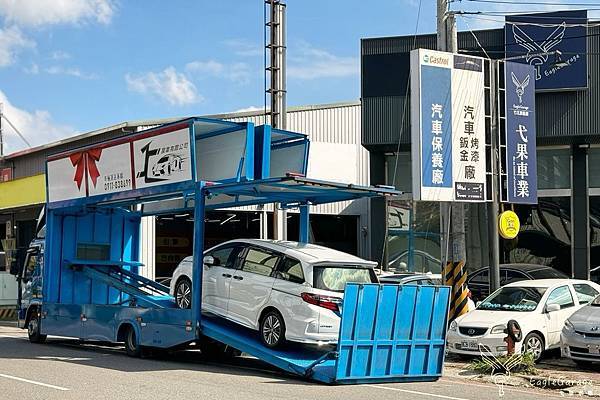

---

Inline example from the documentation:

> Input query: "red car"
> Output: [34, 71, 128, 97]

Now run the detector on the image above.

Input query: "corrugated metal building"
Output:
[0, 101, 371, 285]
[361, 25, 600, 282]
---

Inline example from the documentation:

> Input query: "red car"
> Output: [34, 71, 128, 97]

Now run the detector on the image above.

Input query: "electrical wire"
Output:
[381, 0, 424, 272]
[453, 0, 600, 6]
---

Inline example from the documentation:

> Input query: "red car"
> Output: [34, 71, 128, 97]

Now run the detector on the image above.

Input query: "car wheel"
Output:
[125, 326, 142, 357]
[259, 310, 286, 349]
[175, 277, 192, 309]
[522, 332, 544, 362]
[27, 312, 47, 344]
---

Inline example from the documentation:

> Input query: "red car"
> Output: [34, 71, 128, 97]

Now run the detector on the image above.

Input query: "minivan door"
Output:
[227, 247, 280, 329]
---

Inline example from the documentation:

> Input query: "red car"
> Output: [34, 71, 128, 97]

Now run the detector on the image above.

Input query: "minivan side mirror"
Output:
[203, 255, 215, 267]
[546, 303, 561, 313]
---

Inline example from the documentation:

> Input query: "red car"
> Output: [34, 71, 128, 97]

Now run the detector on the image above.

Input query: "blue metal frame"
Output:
[36, 117, 452, 386]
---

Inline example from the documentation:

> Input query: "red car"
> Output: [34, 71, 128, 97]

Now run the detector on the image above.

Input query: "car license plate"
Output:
[461, 340, 478, 350]
[591, 347, 600, 354]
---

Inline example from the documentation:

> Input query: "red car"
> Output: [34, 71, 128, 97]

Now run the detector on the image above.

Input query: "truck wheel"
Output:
[27, 313, 47, 344]
[125, 327, 142, 357]
[199, 338, 241, 360]
[175, 277, 192, 309]
[259, 310, 286, 349]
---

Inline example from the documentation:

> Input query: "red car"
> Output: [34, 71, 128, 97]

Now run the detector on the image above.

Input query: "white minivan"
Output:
[169, 239, 378, 348]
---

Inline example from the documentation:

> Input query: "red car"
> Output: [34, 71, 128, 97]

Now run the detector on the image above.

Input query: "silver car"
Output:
[561, 294, 600, 366]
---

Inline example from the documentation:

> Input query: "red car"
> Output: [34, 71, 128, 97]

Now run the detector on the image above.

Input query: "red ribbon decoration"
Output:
[69, 148, 102, 189]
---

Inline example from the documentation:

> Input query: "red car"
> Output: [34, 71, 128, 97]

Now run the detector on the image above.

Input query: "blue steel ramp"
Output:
[331, 283, 450, 384]
[200, 283, 450, 384]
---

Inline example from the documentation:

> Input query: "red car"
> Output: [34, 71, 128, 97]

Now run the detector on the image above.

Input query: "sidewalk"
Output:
[445, 354, 600, 397]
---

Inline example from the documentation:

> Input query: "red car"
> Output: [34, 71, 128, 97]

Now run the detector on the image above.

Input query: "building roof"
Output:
[0, 100, 360, 162]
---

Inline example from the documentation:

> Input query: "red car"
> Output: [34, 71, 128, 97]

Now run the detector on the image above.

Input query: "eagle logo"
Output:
[512, 22, 566, 80]
[511, 72, 530, 104]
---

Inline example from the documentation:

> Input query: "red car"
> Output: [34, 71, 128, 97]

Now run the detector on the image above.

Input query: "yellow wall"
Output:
[0, 174, 46, 210]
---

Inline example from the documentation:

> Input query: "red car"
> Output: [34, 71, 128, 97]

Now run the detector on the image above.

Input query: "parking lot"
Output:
[3, 323, 597, 400]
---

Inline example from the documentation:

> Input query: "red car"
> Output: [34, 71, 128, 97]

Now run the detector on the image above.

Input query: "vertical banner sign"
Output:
[505, 61, 537, 204]
[411, 49, 487, 202]
[505, 10, 588, 91]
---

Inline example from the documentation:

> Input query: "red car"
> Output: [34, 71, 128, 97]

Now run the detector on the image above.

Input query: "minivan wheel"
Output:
[27, 312, 47, 344]
[522, 332, 544, 362]
[259, 310, 286, 349]
[175, 277, 192, 309]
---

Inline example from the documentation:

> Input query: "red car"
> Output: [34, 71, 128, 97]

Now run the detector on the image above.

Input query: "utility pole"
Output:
[266, 0, 288, 240]
[437, 2, 466, 268]
[488, 63, 501, 292]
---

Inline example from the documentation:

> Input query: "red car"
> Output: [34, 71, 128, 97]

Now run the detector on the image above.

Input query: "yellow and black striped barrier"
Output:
[0, 308, 17, 320]
[443, 261, 469, 321]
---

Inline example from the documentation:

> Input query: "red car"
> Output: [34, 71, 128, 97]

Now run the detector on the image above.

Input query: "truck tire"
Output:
[199, 337, 241, 360]
[27, 312, 47, 344]
[125, 326, 142, 358]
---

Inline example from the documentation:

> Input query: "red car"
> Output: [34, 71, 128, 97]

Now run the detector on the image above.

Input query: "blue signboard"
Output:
[420, 65, 452, 190]
[505, 10, 588, 91]
[505, 61, 537, 204]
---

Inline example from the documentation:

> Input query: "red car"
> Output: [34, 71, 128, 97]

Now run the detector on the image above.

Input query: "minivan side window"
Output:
[242, 248, 280, 277]
[207, 246, 239, 269]
[573, 284, 600, 305]
[275, 257, 304, 284]
[546, 285, 575, 310]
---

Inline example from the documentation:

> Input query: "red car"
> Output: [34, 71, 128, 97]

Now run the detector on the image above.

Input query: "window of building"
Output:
[588, 148, 600, 188]
[537, 148, 570, 190]
[385, 153, 412, 193]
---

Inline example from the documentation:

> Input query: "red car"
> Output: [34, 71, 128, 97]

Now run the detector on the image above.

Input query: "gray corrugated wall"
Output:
[362, 27, 600, 148]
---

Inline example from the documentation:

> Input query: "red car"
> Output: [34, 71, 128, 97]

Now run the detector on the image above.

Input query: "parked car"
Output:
[387, 250, 441, 274]
[561, 294, 600, 366]
[169, 239, 378, 348]
[467, 264, 569, 303]
[378, 273, 442, 286]
[447, 279, 600, 362]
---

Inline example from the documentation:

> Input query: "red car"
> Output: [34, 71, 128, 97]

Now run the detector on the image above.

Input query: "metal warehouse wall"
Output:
[361, 26, 600, 148]
[215, 102, 369, 217]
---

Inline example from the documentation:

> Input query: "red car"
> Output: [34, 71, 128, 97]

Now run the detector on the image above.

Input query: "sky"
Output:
[0, 0, 598, 154]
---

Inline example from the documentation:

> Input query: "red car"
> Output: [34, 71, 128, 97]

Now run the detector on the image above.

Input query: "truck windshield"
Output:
[313, 266, 376, 292]
[478, 286, 547, 312]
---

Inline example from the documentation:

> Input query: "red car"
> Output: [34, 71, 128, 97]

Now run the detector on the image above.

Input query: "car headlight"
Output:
[449, 320, 458, 332]
[564, 319, 574, 332]
[491, 324, 506, 334]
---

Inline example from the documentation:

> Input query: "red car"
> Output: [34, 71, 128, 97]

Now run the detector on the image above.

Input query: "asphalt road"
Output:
[0, 324, 558, 400]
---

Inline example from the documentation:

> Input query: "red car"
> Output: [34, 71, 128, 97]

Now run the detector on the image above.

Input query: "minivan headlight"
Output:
[491, 324, 506, 334]
[564, 319, 574, 332]
[449, 320, 458, 332]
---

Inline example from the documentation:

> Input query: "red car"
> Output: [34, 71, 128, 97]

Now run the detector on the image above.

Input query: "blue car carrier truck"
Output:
[15, 117, 450, 384]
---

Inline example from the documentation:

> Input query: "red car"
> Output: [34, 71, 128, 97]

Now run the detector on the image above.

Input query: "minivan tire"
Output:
[259, 309, 286, 349]
[175, 277, 192, 309]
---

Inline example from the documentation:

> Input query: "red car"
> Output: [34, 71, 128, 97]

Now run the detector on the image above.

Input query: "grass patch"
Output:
[469, 352, 537, 375]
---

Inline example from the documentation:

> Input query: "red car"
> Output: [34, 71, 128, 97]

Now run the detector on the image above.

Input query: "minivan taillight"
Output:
[301, 292, 341, 312]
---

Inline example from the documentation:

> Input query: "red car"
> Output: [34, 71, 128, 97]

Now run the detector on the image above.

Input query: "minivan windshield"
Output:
[478, 286, 547, 312]
[313, 266, 376, 292]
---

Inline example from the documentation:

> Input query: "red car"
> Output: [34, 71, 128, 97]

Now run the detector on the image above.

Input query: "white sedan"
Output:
[447, 279, 600, 361]
[170, 239, 378, 348]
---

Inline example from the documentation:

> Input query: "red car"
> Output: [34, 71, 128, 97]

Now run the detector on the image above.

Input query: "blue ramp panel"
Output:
[329, 284, 450, 384]
[199, 284, 450, 385]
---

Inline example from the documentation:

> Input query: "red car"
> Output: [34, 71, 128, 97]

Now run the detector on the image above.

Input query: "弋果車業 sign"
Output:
[410, 49, 487, 202]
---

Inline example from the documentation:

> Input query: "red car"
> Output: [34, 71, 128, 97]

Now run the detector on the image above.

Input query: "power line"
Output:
[0, 109, 32, 149]
[453, 0, 600, 6]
